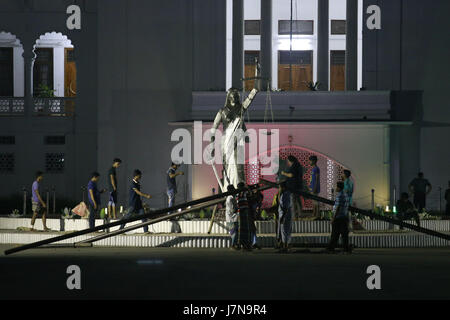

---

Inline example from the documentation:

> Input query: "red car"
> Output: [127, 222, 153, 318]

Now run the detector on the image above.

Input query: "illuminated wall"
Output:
[191, 122, 390, 210]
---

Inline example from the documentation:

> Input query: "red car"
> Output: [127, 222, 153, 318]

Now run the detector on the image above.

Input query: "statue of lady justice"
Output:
[210, 58, 262, 191]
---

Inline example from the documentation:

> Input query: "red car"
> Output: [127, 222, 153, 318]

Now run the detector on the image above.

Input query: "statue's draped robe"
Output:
[211, 89, 258, 191]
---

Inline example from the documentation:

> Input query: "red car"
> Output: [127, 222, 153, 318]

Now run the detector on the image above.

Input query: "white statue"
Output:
[210, 86, 259, 190]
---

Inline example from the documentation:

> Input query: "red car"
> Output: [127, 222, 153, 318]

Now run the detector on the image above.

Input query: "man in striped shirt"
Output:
[326, 181, 351, 254]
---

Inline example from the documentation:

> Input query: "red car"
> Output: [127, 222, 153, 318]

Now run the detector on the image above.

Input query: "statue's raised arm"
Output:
[242, 88, 258, 111]
[243, 56, 262, 110]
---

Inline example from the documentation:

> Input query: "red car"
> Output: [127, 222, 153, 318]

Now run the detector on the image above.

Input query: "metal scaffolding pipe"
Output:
[4, 183, 269, 255]
[260, 179, 450, 241]
[76, 199, 226, 245]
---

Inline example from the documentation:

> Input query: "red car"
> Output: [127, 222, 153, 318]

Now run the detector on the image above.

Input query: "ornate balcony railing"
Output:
[33, 98, 75, 116]
[0, 98, 25, 116]
[0, 97, 75, 117]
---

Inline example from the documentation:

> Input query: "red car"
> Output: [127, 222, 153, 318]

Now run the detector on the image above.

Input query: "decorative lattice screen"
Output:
[245, 145, 347, 210]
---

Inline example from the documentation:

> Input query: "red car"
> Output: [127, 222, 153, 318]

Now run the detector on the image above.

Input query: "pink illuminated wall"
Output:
[245, 145, 348, 209]
[189, 122, 389, 210]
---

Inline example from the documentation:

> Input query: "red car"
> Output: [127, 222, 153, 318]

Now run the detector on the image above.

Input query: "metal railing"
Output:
[0, 97, 75, 117]
[33, 97, 75, 116]
[0, 98, 25, 115]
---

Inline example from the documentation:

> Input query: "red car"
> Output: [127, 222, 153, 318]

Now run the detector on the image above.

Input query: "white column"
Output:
[53, 47, 65, 97]
[226, 0, 233, 90]
[13, 46, 25, 97]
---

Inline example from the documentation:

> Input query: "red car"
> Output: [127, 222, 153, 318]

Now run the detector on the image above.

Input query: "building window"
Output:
[33, 48, 54, 97]
[278, 50, 313, 91]
[44, 136, 65, 145]
[244, 51, 260, 91]
[279, 51, 312, 65]
[0, 47, 13, 97]
[331, 20, 346, 35]
[45, 153, 65, 173]
[0, 136, 15, 145]
[278, 20, 314, 35]
[330, 51, 345, 91]
[245, 20, 261, 35]
[0, 153, 14, 173]
[331, 50, 346, 65]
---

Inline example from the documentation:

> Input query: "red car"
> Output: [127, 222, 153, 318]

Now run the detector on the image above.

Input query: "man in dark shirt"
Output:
[119, 169, 152, 233]
[87, 172, 106, 229]
[408, 172, 432, 213]
[396, 192, 420, 230]
[280, 155, 303, 218]
[326, 181, 351, 254]
[167, 162, 184, 208]
[445, 181, 450, 216]
[167, 162, 184, 233]
[107, 158, 121, 219]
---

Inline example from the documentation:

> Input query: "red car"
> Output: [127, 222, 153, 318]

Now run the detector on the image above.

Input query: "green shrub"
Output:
[261, 209, 268, 220]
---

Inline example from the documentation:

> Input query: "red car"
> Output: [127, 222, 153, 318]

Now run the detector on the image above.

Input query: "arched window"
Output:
[33, 32, 75, 98]
[0, 32, 24, 97]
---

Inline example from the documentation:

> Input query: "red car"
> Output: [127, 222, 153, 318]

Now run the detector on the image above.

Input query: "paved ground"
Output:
[1, 245, 450, 300]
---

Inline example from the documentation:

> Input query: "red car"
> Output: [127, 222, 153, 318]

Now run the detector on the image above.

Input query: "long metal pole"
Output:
[77, 199, 225, 245]
[207, 204, 219, 234]
[4, 184, 268, 255]
[6, 181, 450, 256]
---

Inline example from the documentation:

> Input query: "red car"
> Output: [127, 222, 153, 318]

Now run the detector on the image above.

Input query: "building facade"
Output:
[0, 0, 449, 212]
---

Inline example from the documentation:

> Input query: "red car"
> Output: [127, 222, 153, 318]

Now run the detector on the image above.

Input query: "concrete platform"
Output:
[1, 229, 449, 249]
[2, 217, 449, 234]
[2, 217, 449, 249]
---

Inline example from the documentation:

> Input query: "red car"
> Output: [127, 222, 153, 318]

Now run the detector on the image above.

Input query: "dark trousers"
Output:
[413, 192, 426, 213]
[327, 217, 350, 252]
[88, 204, 99, 229]
[119, 207, 148, 233]
[238, 209, 252, 248]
